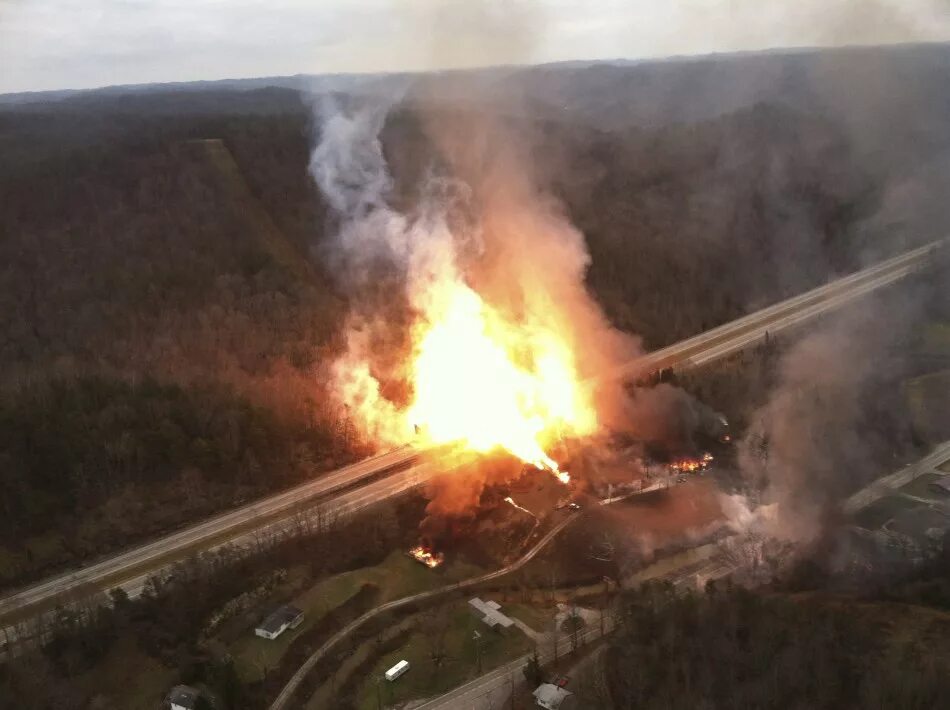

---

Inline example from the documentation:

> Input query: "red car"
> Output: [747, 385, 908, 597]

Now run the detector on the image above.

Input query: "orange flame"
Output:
[670, 452, 714, 473]
[336, 264, 590, 483]
[408, 545, 444, 568]
[407, 281, 590, 482]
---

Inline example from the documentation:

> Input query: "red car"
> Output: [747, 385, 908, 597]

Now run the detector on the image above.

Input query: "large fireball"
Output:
[333, 247, 596, 481]
[407, 277, 595, 478]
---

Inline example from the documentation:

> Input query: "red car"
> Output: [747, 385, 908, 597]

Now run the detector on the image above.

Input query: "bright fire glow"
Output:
[406, 281, 591, 483]
[408, 545, 444, 568]
[338, 264, 593, 482]
[670, 452, 714, 473]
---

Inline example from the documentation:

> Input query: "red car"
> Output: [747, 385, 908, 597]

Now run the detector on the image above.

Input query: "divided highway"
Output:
[0, 240, 941, 632]
[603, 241, 939, 381]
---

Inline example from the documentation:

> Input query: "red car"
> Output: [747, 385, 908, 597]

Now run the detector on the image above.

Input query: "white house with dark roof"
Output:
[255, 604, 304, 640]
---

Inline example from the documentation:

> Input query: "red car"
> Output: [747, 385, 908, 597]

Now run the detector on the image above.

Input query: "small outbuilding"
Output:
[255, 604, 304, 640]
[533, 682, 575, 709]
[166, 685, 201, 710]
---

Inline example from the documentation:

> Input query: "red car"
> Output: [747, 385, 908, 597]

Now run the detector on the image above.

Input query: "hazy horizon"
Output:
[3, 0, 950, 95]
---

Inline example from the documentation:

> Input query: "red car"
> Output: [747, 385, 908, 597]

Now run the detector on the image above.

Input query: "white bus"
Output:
[385, 659, 410, 681]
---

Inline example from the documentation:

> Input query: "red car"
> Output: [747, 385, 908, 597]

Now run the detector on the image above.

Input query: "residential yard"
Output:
[228, 549, 486, 683]
[505, 602, 557, 634]
[350, 601, 533, 710]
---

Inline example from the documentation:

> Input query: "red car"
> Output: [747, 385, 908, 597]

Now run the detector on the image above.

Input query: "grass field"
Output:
[352, 601, 533, 710]
[906, 369, 950, 440]
[505, 602, 557, 633]
[918, 322, 950, 356]
[229, 549, 486, 682]
[889, 507, 950, 538]
[898, 473, 950, 501]
[853, 496, 924, 531]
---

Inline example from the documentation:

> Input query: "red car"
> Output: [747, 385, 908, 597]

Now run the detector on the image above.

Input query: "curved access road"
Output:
[268, 511, 582, 710]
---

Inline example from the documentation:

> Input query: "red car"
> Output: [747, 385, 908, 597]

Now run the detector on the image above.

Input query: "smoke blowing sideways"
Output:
[310, 95, 637, 479]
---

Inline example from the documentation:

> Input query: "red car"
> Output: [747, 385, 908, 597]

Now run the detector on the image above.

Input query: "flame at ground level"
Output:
[338, 275, 593, 483]
[408, 545, 444, 568]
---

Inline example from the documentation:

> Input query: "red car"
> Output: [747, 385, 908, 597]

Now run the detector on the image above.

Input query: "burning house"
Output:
[408, 544, 444, 568]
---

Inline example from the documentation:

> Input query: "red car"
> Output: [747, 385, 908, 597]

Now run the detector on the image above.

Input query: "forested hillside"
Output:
[1, 47, 946, 582]
[605, 548, 950, 709]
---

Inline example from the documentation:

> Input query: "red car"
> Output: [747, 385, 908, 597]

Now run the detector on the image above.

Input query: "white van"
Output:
[385, 659, 409, 681]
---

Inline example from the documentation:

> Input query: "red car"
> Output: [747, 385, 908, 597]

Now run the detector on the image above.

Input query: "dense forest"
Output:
[605, 542, 950, 709]
[1, 46, 948, 581]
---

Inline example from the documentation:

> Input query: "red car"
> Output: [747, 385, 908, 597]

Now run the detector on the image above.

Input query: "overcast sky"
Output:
[2, 0, 950, 94]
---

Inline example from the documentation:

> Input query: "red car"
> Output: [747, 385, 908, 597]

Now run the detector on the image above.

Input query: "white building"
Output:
[468, 597, 515, 632]
[533, 683, 574, 709]
[255, 604, 304, 640]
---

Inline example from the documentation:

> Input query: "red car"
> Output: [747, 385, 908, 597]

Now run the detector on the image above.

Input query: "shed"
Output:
[166, 685, 201, 710]
[533, 682, 574, 709]
[255, 604, 304, 640]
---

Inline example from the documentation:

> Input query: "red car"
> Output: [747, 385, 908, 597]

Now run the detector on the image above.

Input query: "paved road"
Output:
[269, 512, 582, 710]
[843, 439, 950, 514]
[414, 438, 950, 710]
[0, 446, 420, 627]
[1, 240, 940, 633]
[602, 241, 939, 382]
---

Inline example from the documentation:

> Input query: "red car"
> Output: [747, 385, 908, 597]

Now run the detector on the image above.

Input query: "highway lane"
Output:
[0, 445, 421, 626]
[603, 241, 938, 381]
[0, 240, 941, 632]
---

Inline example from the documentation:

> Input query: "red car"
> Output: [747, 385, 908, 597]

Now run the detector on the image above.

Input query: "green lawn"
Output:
[918, 322, 950, 356]
[353, 602, 533, 710]
[898, 473, 949, 501]
[505, 602, 557, 633]
[229, 550, 486, 682]
[906, 369, 950, 438]
[853, 496, 923, 531]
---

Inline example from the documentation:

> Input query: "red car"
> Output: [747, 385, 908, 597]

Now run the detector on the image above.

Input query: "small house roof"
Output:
[468, 597, 515, 628]
[258, 604, 304, 634]
[533, 683, 573, 709]
[167, 685, 200, 709]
